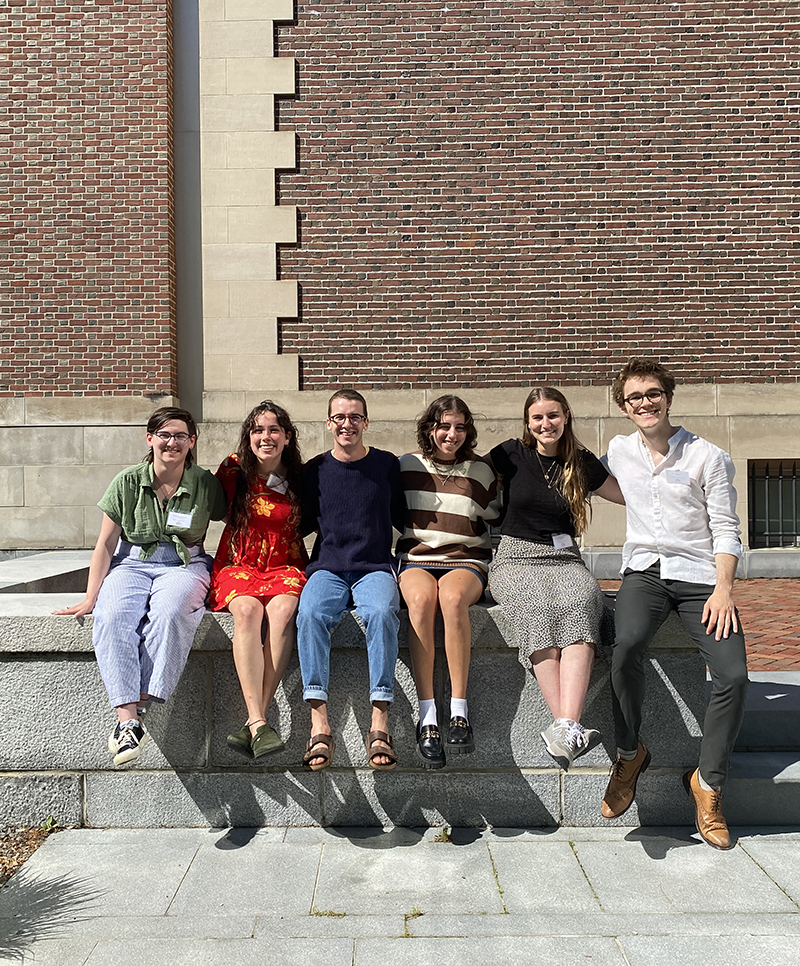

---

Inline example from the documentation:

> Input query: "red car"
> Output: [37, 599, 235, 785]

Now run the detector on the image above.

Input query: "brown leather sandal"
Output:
[365, 730, 397, 771]
[302, 733, 335, 771]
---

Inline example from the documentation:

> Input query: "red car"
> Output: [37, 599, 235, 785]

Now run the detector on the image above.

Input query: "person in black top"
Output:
[489, 387, 623, 770]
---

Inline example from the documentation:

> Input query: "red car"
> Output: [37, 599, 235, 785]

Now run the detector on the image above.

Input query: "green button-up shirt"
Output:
[98, 460, 228, 565]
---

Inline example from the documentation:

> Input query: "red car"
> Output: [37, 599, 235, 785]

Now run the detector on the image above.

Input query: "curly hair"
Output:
[612, 357, 677, 409]
[521, 387, 592, 535]
[417, 395, 477, 460]
[143, 407, 198, 467]
[228, 401, 303, 541]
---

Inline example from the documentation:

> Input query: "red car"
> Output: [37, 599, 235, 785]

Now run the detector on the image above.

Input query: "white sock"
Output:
[698, 771, 720, 793]
[419, 699, 438, 728]
[451, 698, 468, 723]
[617, 747, 638, 761]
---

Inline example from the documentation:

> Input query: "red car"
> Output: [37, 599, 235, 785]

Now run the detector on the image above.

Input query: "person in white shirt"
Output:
[601, 358, 748, 850]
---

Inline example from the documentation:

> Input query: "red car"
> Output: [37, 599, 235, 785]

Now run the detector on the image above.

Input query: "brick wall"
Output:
[2, 0, 176, 397]
[276, 2, 799, 390]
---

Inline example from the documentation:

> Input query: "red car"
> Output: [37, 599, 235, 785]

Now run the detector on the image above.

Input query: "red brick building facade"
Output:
[3, 1, 176, 398]
[276, 1, 799, 389]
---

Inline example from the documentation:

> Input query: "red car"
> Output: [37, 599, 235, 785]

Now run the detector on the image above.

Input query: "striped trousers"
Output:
[93, 542, 212, 708]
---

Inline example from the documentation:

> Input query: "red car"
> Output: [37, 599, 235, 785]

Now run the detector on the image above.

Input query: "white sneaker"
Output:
[541, 718, 573, 770]
[541, 718, 602, 771]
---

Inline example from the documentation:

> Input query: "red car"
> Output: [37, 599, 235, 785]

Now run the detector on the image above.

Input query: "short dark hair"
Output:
[416, 395, 477, 460]
[612, 358, 677, 408]
[327, 388, 368, 419]
[144, 406, 198, 466]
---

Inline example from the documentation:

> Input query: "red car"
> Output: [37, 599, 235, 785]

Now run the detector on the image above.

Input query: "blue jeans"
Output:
[297, 569, 400, 703]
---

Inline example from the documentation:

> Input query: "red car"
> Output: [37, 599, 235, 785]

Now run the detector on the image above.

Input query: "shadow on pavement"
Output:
[0, 871, 102, 959]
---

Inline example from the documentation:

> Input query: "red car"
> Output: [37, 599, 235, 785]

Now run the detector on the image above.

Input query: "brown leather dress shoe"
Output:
[684, 767, 733, 850]
[601, 741, 651, 818]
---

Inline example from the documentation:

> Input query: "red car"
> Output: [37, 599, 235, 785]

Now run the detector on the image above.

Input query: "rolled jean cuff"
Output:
[369, 687, 394, 704]
[108, 692, 142, 709]
[303, 687, 329, 703]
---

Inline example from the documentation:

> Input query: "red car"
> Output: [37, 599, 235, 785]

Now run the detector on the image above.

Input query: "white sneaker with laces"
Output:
[541, 718, 602, 771]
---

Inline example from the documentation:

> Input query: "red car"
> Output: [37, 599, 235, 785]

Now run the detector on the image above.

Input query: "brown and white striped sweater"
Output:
[396, 453, 502, 575]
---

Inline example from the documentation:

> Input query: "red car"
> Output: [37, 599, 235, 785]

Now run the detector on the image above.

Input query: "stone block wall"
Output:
[0, 605, 707, 828]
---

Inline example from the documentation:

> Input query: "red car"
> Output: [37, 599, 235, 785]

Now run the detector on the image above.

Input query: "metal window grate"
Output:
[748, 460, 800, 548]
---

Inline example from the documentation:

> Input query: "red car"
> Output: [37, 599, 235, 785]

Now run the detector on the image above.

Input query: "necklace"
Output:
[431, 457, 460, 485]
[535, 449, 562, 490]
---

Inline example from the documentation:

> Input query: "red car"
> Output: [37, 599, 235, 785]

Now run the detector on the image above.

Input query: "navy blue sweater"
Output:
[301, 448, 406, 576]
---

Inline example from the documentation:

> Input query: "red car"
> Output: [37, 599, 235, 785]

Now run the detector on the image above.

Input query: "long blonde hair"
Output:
[521, 386, 591, 535]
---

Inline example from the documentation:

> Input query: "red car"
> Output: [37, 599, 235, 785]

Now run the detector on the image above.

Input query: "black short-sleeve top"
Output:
[489, 439, 609, 543]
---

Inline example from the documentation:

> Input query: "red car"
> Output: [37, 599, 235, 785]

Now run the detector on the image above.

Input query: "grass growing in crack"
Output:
[311, 907, 346, 917]
[433, 826, 452, 843]
[403, 907, 424, 937]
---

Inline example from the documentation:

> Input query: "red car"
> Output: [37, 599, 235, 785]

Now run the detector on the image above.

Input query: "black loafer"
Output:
[446, 716, 475, 755]
[416, 723, 446, 769]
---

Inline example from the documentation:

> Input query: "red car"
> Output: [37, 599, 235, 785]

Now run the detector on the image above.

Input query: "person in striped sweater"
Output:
[397, 395, 502, 768]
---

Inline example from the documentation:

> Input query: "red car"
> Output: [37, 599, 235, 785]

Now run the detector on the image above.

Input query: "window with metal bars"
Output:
[748, 460, 800, 548]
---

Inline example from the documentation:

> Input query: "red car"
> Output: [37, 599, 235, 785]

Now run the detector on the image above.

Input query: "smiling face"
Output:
[430, 410, 468, 461]
[526, 399, 568, 455]
[249, 410, 290, 473]
[620, 375, 672, 434]
[327, 396, 368, 460]
[146, 418, 195, 468]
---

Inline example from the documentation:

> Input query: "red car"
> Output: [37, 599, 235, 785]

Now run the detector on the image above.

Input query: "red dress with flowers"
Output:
[208, 454, 308, 611]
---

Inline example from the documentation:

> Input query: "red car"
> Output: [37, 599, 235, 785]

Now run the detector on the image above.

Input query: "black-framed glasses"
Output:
[623, 389, 665, 407]
[153, 431, 193, 443]
[328, 413, 366, 425]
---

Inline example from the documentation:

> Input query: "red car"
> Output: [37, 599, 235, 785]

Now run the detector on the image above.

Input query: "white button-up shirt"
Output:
[604, 427, 742, 585]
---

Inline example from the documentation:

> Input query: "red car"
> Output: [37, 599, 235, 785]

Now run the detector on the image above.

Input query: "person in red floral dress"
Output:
[209, 400, 308, 759]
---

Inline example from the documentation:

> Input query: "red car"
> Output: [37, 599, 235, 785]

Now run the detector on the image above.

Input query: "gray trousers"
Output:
[611, 563, 748, 788]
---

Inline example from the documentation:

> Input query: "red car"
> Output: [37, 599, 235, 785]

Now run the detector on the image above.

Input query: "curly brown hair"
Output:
[416, 395, 477, 460]
[228, 401, 303, 541]
[612, 357, 677, 409]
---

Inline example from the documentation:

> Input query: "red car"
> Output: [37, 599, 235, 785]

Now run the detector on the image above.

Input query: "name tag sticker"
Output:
[666, 469, 691, 485]
[167, 509, 193, 529]
[552, 533, 573, 549]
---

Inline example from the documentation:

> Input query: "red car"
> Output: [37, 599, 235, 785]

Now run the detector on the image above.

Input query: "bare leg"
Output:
[398, 568, 439, 701]
[306, 699, 332, 767]
[262, 594, 299, 711]
[530, 647, 563, 720]
[558, 641, 595, 722]
[228, 596, 270, 736]
[369, 699, 393, 766]
[116, 702, 140, 725]
[437, 569, 484, 700]
[531, 641, 596, 722]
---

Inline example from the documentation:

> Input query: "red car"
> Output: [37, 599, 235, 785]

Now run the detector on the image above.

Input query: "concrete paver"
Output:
[574, 839, 799, 914]
[354, 936, 628, 966]
[0, 827, 798, 965]
[166, 840, 322, 917]
[488, 842, 600, 914]
[313, 841, 505, 915]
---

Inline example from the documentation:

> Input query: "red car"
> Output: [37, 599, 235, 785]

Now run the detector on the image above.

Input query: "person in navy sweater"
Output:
[297, 389, 406, 771]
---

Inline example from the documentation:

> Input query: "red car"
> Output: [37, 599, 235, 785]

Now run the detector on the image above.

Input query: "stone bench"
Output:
[0, 593, 726, 829]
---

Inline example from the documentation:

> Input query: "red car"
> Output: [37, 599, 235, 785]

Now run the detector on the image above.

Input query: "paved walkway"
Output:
[600, 578, 800, 672]
[1, 826, 798, 965]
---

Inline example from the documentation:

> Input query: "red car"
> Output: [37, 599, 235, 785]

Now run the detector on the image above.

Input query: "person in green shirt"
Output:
[54, 407, 227, 767]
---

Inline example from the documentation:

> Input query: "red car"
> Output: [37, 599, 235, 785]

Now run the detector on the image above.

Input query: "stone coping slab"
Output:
[0, 596, 699, 653]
